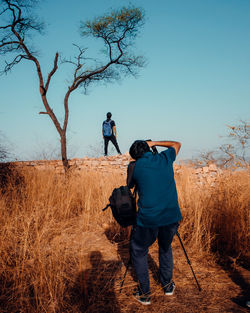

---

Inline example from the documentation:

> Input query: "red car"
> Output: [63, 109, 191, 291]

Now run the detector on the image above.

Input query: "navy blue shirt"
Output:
[127, 147, 182, 227]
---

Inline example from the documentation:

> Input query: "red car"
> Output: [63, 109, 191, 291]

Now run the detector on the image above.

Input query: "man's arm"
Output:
[102, 121, 104, 139]
[146, 140, 181, 155]
[113, 126, 117, 137]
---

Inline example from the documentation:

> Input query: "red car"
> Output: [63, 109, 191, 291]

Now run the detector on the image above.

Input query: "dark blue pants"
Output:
[130, 222, 179, 294]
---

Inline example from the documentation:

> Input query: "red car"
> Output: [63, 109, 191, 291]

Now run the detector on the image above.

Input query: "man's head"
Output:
[106, 112, 112, 119]
[129, 140, 151, 160]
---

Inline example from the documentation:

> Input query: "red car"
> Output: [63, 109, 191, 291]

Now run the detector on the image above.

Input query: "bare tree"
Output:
[0, 139, 8, 162]
[197, 120, 250, 168]
[0, 1, 145, 171]
[0, 130, 12, 162]
[219, 120, 249, 167]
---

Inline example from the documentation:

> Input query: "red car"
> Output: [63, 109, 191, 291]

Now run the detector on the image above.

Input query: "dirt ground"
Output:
[68, 228, 250, 313]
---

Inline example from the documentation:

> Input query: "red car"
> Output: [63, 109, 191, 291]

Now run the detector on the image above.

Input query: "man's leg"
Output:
[158, 223, 179, 288]
[130, 225, 158, 295]
[104, 136, 110, 156]
[110, 135, 121, 154]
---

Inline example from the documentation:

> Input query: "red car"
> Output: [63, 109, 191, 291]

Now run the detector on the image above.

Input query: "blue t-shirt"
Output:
[129, 147, 182, 227]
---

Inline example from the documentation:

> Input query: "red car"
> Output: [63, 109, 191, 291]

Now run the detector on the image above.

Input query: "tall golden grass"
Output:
[0, 165, 249, 312]
[176, 167, 249, 259]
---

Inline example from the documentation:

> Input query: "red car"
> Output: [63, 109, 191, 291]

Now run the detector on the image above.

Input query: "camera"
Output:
[146, 139, 158, 154]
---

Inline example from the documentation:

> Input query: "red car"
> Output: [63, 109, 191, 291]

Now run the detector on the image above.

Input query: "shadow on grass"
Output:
[70, 250, 122, 313]
[219, 258, 250, 309]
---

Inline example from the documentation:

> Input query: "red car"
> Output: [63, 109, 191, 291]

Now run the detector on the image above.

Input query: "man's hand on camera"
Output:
[146, 140, 181, 155]
[146, 140, 155, 148]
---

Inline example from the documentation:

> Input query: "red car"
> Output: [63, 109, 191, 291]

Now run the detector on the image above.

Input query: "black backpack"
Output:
[103, 186, 137, 227]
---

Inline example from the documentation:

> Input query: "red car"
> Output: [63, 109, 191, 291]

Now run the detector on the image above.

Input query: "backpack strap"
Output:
[127, 161, 137, 207]
[127, 161, 136, 188]
[132, 185, 137, 208]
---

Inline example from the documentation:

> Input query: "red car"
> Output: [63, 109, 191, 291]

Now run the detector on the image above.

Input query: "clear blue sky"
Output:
[1, 0, 249, 161]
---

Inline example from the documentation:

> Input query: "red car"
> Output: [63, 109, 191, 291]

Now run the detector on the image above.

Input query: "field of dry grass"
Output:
[0, 165, 249, 312]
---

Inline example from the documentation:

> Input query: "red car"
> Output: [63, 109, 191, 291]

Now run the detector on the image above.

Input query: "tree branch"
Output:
[44, 52, 59, 92]
[0, 40, 20, 48]
[0, 7, 8, 16]
[0, 24, 13, 30]
[1, 53, 26, 73]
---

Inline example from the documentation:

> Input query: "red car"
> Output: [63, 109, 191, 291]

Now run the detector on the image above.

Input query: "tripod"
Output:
[120, 257, 132, 293]
[119, 230, 202, 293]
[176, 231, 202, 291]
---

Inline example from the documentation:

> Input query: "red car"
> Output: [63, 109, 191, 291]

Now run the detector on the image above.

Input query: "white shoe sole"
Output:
[136, 299, 151, 305]
[133, 295, 151, 305]
[165, 286, 176, 296]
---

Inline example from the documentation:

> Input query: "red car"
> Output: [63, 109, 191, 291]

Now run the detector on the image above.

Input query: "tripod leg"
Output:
[176, 231, 202, 291]
[120, 258, 132, 293]
[119, 226, 134, 293]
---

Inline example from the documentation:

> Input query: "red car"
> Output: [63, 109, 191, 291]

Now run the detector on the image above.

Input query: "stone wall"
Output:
[12, 153, 132, 174]
[10, 153, 224, 186]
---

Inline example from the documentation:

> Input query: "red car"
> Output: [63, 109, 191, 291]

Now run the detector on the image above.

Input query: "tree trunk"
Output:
[60, 132, 70, 172]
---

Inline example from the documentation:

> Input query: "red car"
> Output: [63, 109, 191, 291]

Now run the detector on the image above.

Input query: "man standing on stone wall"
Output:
[102, 112, 122, 156]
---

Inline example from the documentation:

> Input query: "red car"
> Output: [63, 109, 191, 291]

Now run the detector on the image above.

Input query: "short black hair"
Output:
[106, 112, 112, 119]
[129, 140, 150, 160]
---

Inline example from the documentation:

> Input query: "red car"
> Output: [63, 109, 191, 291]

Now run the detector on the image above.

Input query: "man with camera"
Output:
[127, 140, 182, 305]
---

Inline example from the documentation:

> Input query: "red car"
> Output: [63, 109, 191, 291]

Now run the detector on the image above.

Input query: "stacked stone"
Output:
[193, 164, 223, 186]
[11, 153, 132, 174]
[9, 154, 223, 184]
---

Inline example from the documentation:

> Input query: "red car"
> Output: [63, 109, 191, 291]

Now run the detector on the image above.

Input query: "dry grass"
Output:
[0, 165, 249, 312]
[176, 167, 250, 260]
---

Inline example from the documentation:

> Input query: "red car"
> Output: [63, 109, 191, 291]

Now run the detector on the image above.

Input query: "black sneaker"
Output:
[164, 281, 176, 295]
[133, 288, 151, 305]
